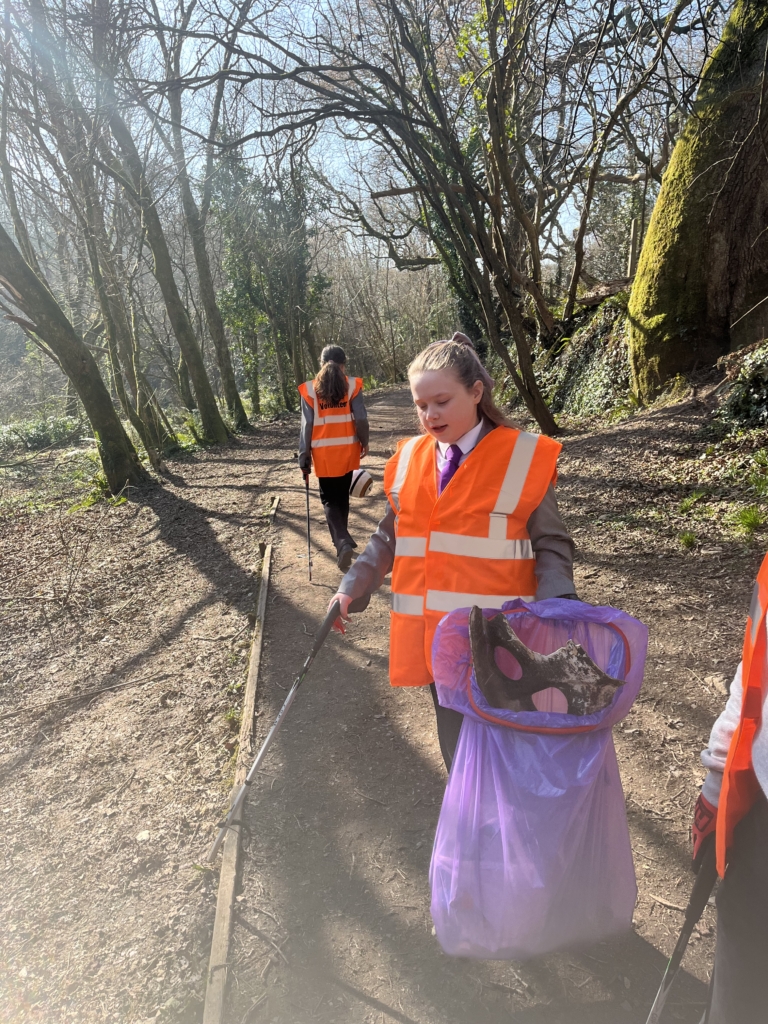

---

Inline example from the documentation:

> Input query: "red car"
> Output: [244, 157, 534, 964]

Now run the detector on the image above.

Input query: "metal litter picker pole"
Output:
[207, 598, 347, 862]
[304, 473, 312, 581]
[644, 842, 718, 1024]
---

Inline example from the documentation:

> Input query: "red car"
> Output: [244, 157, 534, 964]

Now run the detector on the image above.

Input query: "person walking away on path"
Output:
[692, 552, 768, 1024]
[298, 346, 369, 571]
[327, 332, 576, 771]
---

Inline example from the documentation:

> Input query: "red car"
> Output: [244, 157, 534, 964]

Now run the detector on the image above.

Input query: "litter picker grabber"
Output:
[304, 472, 312, 581]
[206, 596, 364, 862]
[644, 841, 718, 1024]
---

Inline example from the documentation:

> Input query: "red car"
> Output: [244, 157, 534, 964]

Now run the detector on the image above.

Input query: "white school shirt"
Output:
[701, 657, 768, 805]
[435, 418, 484, 475]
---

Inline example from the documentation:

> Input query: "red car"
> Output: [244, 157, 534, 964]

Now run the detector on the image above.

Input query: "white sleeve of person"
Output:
[701, 654, 768, 805]
[701, 663, 744, 806]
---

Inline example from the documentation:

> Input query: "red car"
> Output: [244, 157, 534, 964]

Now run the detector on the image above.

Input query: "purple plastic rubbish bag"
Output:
[429, 598, 647, 961]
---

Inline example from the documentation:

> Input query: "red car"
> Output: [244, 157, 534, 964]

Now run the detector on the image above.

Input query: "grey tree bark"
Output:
[166, 79, 249, 429]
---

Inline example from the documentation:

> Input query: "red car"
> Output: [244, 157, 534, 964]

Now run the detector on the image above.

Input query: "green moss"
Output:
[701, 3, 768, 98]
[628, 2, 768, 400]
[628, 118, 726, 396]
[539, 301, 632, 417]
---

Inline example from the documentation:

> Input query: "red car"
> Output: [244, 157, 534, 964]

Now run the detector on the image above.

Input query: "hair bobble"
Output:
[450, 331, 475, 349]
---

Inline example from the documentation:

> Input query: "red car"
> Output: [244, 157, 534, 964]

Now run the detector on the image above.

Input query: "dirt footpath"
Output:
[1, 388, 758, 1023]
[0, 428, 286, 1023]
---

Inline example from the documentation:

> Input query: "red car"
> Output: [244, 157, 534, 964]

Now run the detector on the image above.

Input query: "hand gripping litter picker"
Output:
[644, 841, 718, 1024]
[304, 473, 312, 581]
[206, 596, 366, 862]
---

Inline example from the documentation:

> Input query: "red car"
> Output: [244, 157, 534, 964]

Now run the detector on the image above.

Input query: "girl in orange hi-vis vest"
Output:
[298, 346, 370, 571]
[692, 553, 768, 1024]
[328, 333, 576, 770]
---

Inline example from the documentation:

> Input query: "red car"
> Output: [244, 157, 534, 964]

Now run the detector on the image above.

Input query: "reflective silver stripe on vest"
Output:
[347, 377, 356, 399]
[488, 513, 507, 540]
[311, 436, 358, 448]
[392, 593, 424, 615]
[395, 536, 427, 557]
[492, 432, 540, 516]
[389, 436, 421, 512]
[425, 590, 534, 613]
[428, 534, 533, 560]
[319, 413, 353, 424]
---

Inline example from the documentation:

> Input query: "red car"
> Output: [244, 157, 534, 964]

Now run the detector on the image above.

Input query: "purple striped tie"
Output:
[438, 444, 462, 494]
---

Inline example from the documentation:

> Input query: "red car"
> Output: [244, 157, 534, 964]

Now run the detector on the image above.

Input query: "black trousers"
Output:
[708, 790, 768, 1024]
[317, 473, 353, 554]
[429, 683, 464, 772]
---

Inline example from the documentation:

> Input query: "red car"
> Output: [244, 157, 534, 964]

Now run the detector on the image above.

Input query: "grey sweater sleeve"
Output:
[298, 397, 313, 472]
[526, 485, 577, 600]
[351, 390, 370, 449]
[338, 484, 576, 602]
[338, 503, 396, 600]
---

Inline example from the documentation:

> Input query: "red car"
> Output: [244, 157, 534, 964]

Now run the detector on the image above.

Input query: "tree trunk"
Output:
[84, 0, 227, 440]
[629, 2, 768, 400]
[0, 223, 148, 491]
[177, 354, 196, 412]
[303, 321, 321, 374]
[103, 106, 230, 443]
[271, 324, 295, 412]
[417, 172, 560, 434]
[166, 86, 249, 430]
[242, 328, 260, 416]
[80, 205, 167, 460]
[106, 335, 161, 471]
[23, 0, 174, 455]
[65, 375, 79, 417]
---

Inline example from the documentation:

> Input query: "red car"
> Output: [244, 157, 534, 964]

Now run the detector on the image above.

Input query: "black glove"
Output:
[299, 454, 311, 475]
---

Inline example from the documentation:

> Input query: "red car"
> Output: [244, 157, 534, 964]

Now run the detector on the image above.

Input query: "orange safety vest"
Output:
[717, 552, 768, 876]
[383, 426, 562, 687]
[298, 375, 363, 478]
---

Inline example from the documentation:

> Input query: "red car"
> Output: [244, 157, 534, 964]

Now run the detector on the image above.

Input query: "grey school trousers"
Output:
[429, 683, 463, 772]
[707, 790, 768, 1023]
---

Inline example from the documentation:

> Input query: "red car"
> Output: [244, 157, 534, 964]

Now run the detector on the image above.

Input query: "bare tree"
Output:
[164, 0, 721, 432]
[140, 0, 253, 429]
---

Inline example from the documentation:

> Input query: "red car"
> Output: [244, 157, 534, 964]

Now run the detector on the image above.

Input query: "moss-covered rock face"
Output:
[629, 2, 768, 402]
[540, 298, 632, 418]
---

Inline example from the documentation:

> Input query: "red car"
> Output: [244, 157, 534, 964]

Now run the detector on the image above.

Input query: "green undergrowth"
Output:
[537, 296, 634, 419]
[679, 530, 698, 550]
[0, 415, 92, 456]
[631, 426, 768, 549]
[0, 400, 256, 515]
[530, 302, 768, 547]
[719, 342, 768, 428]
[0, 443, 103, 515]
